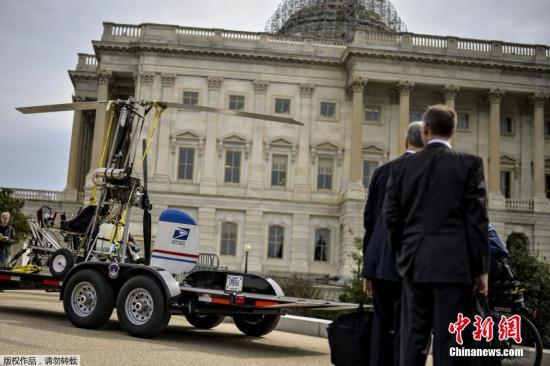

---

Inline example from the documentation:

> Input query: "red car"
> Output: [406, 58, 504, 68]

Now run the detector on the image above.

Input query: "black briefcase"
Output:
[327, 304, 373, 366]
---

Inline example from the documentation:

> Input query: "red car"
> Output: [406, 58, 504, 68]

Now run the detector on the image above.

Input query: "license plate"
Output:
[225, 274, 243, 293]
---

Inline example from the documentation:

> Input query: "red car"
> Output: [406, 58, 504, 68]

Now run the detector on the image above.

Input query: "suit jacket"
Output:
[385, 142, 490, 285]
[361, 154, 411, 282]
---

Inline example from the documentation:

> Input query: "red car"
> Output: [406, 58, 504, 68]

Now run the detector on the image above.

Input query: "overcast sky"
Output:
[0, 0, 548, 191]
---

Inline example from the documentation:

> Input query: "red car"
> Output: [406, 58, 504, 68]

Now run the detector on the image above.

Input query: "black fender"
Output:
[60, 262, 181, 307]
[183, 270, 284, 296]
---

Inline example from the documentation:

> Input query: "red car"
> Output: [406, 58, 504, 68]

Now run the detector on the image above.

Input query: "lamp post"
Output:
[244, 243, 252, 273]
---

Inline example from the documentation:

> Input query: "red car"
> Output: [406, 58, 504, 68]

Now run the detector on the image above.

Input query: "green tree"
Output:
[339, 235, 370, 305]
[0, 189, 30, 243]
[507, 233, 550, 347]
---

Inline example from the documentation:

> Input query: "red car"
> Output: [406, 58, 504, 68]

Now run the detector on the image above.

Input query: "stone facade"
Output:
[61, 23, 550, 281]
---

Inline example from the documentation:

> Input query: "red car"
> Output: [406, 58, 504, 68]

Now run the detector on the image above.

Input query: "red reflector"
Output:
[0, 274, 10, 281]
[236, 295, 246, 305]
[255, 300, 278, 307]
[43, 279, 59, 287]
[211, 297, 231, 305]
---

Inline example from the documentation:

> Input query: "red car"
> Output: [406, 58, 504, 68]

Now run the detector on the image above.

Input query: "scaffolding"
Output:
[265, 0, 407, 41]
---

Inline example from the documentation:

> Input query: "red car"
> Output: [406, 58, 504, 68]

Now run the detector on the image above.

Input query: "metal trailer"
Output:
[0, 262, 355, 339]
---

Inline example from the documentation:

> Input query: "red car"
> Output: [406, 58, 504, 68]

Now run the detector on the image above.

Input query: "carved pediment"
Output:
[362, 144, 385, 155]
[500, 154, 517, 165]
[217, 133, 251, 159]
[264, 137, 297, 161]
[170, 130, 204, 155]
[314, 141, 340, 151]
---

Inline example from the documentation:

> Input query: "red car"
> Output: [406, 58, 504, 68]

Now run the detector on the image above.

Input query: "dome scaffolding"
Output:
[266, 0, 407, 41]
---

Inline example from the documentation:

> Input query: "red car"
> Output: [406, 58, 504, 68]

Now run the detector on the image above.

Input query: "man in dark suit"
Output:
[362, 121, 424, 366]
[385, 105, 490, 366]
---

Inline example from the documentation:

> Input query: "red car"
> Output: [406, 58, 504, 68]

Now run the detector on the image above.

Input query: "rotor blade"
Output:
[143, 210, 152, 266]
[142, 139, 148, 191]
[158, 102, 303, 126]
[16, 101, 110, 114]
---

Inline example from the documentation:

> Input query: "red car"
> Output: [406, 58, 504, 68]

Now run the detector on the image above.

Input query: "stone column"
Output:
[246, 80, 269, 197]
[290, 213, 310, 271]
[293, 84, 315, 201]
[64, 96, 84, 201]
[443, 84, 460, 110]
[200, 76, 223, 195]
[397, 81, 414, 154]
[531, 92, 550, 211]
[89, 70, 112, 170]
[350, 77, 367, 184]
[487, 89, 505, 207]
[155, 74, 176, 181]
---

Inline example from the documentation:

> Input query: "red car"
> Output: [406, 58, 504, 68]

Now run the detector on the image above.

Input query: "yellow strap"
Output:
[12, 264, 41, 273]
[141, 102, 166, 163]
[89, 103, 116, 206]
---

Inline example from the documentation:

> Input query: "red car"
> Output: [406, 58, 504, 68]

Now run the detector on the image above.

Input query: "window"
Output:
[229, 95, 245, 111]
[363, 161, 378, 188]
[267, 225, 284, 259]
[220, 222, 238, 256]
[224, 151, 241, 184]
[500, 171, 511, 198]
[320, 102, 337, 119]
[271, 154, 287, 187]
[314, 228, 330, 262]
[500, 116, 513, 134]
[317, 158, 333, 190]
[365, 106, 381, 122]
[410, 111, 423, 122]
[275, 98, 291, 114]
[545, 120, 550, 137]
[177, 148, 194, 180]
[546, 175, 550, 199]
[183, 91, 199, 106]
[457, 113, 470, 130]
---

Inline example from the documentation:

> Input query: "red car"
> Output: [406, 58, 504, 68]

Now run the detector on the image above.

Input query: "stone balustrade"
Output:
[505, 199, 535, 212]
[76, 53, 98, 71]
[99, 22, 550, 64]
[4, 188, 63, 202]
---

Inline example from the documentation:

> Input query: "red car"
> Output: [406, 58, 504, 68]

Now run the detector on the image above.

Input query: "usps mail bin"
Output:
[151, 209, 199, 275]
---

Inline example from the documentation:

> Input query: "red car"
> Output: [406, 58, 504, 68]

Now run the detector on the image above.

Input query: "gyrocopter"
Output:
[0, 96, 355, 339]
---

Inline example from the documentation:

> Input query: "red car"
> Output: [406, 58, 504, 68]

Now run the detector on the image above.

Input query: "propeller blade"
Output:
[141, 138, 152, 265]
[143, 210, 152, 265]
[157, 102, 304, 126]
[16, 101, 111, 114]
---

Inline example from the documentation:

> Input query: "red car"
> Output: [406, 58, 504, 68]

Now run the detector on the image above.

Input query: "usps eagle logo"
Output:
[171, 227, 190, 245]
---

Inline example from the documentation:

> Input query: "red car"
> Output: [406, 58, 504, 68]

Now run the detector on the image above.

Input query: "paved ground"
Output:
[0, 290, 333, 366]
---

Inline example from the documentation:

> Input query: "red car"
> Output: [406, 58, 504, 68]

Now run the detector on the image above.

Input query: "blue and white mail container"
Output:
[151, 209, 200, 275]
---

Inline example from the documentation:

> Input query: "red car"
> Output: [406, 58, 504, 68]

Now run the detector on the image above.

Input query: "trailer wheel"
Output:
[116, 275, 170, 338]
[49, 248, 74, 279]
[63, 269, 114, 329]
[233, 314, 280, 337]
[185, 314, 225, 329]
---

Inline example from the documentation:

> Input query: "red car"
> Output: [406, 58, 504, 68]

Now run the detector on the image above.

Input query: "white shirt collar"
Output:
[405, 150, 416, 154]
[428, 139, 452, 149]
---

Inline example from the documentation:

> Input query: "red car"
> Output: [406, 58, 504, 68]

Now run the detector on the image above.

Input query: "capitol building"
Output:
[28, 0, 550, 282]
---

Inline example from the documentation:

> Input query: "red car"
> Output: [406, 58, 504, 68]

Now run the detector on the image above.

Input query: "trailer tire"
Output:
[63, 269, 114, 329]
[185, 314, 225, 329]
[116, 275, 170, 338]
[233, 314, 280, 337]
[49, 248, 74, 279]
